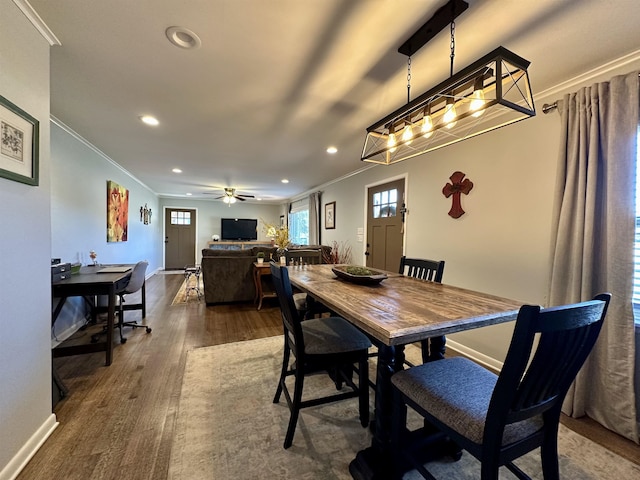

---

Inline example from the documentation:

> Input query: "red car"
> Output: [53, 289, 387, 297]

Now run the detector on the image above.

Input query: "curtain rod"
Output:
[542, 72, 640, 114]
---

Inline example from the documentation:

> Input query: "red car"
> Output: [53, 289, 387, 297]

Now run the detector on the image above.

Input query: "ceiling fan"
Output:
[206, 187, 255, 205]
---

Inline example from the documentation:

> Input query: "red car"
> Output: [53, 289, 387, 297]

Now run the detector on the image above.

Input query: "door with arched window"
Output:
[366, 178, 405, 271]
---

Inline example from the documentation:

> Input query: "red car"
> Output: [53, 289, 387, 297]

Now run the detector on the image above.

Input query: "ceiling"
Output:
[29, 0, 640, 203]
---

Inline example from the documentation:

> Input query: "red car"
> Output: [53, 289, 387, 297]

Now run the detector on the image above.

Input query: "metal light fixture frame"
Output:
[361, 2, 535, 165]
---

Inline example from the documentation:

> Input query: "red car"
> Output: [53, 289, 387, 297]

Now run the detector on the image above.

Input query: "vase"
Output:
[257, 258, 264, 264]
[276, 247, 287, 265]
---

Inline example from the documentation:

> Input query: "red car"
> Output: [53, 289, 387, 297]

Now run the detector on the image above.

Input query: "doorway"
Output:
[164, 208, 197, 270]
[365, 178, 405, 271]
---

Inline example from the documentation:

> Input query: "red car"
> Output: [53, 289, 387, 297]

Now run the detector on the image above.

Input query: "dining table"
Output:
[286, 263, 524, 480]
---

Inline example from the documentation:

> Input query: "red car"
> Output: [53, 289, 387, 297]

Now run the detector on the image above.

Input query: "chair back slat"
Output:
[399, 256, 445, 282]
[487, 294, 610, 429]
[270, 262, 305, 355]
[285, 249, 323, 265]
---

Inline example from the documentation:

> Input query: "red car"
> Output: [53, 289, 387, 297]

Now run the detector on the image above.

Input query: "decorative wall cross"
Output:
[442, 171, 473, 218]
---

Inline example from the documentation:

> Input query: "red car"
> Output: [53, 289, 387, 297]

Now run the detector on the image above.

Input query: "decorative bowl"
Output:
[331, 265, 388, 285]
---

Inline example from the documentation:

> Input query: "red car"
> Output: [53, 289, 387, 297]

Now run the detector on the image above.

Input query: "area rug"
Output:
[168, 336, 640, 479]
[171, 275, 204, 305]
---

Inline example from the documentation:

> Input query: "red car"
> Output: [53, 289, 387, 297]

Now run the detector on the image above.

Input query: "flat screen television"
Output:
[221, 218, 258, 241]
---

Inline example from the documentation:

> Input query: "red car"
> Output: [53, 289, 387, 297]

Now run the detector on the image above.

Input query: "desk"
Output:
[52, 266, 133, 366]
[253, 262, 277, 310]
[286, 264, 523, 480]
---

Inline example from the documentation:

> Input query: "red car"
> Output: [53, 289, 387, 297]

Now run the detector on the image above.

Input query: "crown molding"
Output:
[13, 0, 61, 46]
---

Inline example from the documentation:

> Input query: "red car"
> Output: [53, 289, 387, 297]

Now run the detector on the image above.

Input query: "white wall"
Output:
[50, 121, 162, 269]
[158, 196, 281, 262]
[49, 121, 163, 341]
[0, 1, 57, 477]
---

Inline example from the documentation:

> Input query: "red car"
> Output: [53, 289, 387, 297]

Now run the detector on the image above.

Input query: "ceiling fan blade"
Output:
[235, 196, 247, 201]
[236, 194, 255, 198]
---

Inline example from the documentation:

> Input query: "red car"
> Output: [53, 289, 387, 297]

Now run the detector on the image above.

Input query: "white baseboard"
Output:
[447, 339, 504, 373]
[0, 414, 58, 480]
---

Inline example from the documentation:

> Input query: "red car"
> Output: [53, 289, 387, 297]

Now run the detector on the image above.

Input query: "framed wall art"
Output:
[107, 180, 129, 242]
[325, 201, 336, 229]
[0, 94, 39, 186]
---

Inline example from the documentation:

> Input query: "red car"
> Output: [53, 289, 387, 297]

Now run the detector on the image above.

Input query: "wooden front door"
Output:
[165, 208, 197, 270]
[366, 178, 405, 272]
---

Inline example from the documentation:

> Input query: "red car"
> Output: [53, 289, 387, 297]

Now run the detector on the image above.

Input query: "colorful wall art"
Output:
[107, 180, 129, 242]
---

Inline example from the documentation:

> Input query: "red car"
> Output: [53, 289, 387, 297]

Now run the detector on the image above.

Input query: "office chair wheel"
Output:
[145, 327, 152, 333]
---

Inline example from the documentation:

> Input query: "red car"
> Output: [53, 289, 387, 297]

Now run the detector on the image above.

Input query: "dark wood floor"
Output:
[20, 272, 283, 480]
[17, 272, 639, 479]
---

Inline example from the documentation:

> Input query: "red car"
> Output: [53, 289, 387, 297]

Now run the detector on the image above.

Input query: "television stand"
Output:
[207, 240, 272, 250]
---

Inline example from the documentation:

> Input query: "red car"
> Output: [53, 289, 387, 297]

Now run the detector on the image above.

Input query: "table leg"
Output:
[253, 268, 260, 304]
[349, 344, 405, 479]
[141, 280, 146, 317]
[105, 286, 115, 366]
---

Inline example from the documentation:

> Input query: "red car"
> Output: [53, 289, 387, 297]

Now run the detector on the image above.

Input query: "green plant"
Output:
[257, 251, 265, 259]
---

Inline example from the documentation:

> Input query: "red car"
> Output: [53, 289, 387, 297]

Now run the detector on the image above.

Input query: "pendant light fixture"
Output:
[361, 0, 535, 165]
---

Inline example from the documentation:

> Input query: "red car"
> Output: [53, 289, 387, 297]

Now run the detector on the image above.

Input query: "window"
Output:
[372, 188, 398, 218]
[289, 198, 309, 245]
[170, 210, 191, 225]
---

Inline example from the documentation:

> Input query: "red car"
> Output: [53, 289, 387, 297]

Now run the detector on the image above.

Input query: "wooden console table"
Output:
[207, 240, 273, 250]
[253, 262, 277, 309]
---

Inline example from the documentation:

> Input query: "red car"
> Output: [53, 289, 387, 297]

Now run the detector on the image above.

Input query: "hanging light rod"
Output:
[362, 0, 535, 165]
[398, 0, 468, 57]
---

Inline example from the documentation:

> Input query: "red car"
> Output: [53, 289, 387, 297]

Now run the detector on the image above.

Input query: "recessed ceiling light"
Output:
[186, 193, 192, 196]
[140, 115, 159, 126]
[166, 26, 202, 49]
[172, 168, 182, 173]
[281, 179, 289, 184]
[327, 146, 338, 154]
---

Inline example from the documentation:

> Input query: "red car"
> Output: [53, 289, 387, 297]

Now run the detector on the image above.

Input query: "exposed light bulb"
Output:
[443, 101, 457, 129]
[470, 88, 485, 117]
[421, 114, 434, 139]
[387, 132, 397, 153]
[401, 124, 413, 145]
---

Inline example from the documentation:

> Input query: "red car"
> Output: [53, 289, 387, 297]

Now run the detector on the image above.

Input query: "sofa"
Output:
[201, 245, 331, 305]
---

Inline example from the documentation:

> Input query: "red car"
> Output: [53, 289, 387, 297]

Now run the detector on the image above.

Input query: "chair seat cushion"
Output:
[302, 317, 371, 355]
[391, 357, 542, 445]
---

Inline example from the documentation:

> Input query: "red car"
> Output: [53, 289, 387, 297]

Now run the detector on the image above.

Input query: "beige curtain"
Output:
[549, 71, 639, 442]
[308, 192, 321, 245]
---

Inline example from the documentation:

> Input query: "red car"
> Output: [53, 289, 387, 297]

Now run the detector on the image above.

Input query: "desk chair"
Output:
[390, 293, 610, 480]
[270, 262, 371, 449]
[90, 261, 150, 344]
[399, 256, 445, 363]
[115, 260, 151, 343]
[285, 249, 329, 319]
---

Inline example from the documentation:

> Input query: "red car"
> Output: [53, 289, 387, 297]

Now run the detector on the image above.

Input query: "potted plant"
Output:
[256, 251, 265, 264]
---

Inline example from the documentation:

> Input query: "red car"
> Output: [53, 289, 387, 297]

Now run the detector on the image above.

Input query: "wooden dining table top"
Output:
[286, 264, 524, 346]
